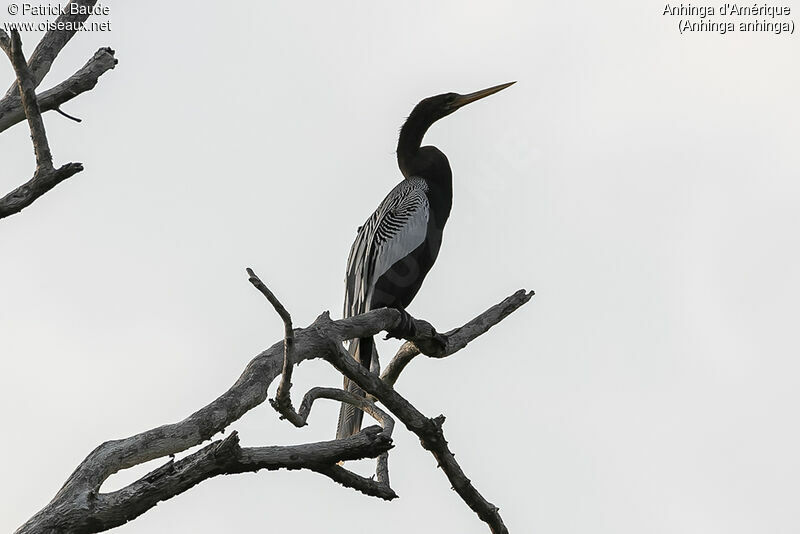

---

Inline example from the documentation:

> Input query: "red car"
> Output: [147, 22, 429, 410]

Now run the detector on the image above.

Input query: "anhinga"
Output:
[336, 81, 515, 439]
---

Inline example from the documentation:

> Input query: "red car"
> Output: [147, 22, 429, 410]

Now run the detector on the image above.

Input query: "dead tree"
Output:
[15, 268, 532, 534]
[3, 6, 534, 533]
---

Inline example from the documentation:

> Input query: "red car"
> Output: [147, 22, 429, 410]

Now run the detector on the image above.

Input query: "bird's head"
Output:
[398, 81, 515, 178]
[409, 81, 516, 125]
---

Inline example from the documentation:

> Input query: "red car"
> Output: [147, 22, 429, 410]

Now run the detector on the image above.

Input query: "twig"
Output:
[54, 106, 82, 123]
[247, 268, 299, 420]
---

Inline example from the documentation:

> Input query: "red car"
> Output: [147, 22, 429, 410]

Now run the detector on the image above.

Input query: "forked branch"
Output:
[0, 1, 116, 220]
[248, 269, 396, 496]
[16, 268, 531, 534]
[247, 268, 532, 534]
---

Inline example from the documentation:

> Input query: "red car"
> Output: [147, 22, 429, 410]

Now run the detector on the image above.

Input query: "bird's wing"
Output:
[344, 178, 430, 318]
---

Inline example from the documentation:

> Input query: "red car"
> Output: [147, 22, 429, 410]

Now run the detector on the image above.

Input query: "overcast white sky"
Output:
[2, 1, 799, 533]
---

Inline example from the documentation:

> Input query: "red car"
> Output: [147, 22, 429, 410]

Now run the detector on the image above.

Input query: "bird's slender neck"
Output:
[396, 110, 453, 228]
[396, 111, 436, 178]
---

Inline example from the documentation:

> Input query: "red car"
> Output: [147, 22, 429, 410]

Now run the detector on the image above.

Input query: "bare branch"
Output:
[1, 30, 53, 169]
[20, 429, 394, 534]
[246, 267, 300, 423]
[0, 29, 88, 220]
[0, 47, 117, 134]
[296, 387, 392, 435]
[312, 462, 396, 500]
[0, 163, 83, 219]
[382, 289, 535, 386]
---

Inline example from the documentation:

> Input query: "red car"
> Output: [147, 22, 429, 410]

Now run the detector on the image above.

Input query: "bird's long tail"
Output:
[336, 336, 378, 439]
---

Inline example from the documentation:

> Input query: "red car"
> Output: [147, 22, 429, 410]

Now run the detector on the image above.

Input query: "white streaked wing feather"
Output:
[344, 179, 429, 318]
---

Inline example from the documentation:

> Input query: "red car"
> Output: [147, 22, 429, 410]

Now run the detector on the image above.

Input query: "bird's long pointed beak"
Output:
[452, 81, 516, 109]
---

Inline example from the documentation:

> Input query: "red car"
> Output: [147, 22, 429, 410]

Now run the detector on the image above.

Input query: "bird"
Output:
[336, 81, 515, 439]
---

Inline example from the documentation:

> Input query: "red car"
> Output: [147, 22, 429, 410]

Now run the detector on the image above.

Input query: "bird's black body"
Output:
[336, 83, 514, 439]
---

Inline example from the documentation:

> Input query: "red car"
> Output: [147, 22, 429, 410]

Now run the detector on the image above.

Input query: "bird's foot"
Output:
[430, 329, 448, 354]
[385, 307, 417, 341]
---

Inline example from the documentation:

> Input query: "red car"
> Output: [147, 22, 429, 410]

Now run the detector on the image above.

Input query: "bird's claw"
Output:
[385, 307, 417, 340]
[431, 330, 448, 353]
